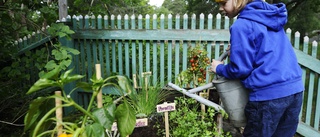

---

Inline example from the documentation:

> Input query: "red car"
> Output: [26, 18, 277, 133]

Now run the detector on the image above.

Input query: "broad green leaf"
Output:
[60, 59, 72, 68]
[61, 46, 80, 55]
[60, 68, 74, 80]
[41, 67, 60, 79]
[76, 82, 93, 91]
[115, 102, 136, 137]
[60, 49, 68, 60]
[45, 60, 58, 70]
[58, 32, 67, 38]
[27, 79, 58, 94]
[24, 97, 54, 132]
[116, 76, 133, 95]
[62, 74, 85, 85]
[85, 123, 105, 137]
[92, 105, 115, 130]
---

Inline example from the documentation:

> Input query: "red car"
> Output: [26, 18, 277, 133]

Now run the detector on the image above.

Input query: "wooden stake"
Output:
[142, 72, 152, 102]
[133, 74, 138, 89]
[200, 92, 206, 120]
[55, 91, 63, 136]
[217, 113, 223, 135]
[164, 103, 170, 137]
[95, 64, 103, 108]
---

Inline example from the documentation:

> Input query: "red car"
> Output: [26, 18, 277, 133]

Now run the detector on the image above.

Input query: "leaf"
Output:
[24, 97, 54, 132]
[76, 82, 93, 91]
[62, 74, 85, 85]
[60, 68, 74, 80]
[61, 46, 80, 55]
[92, 104, 116, 130]
[45, 60, 58, 70]
[41, 67, 60, 79]
[115, 102, 136, 137]
[85, 123, 105, 137]
[27, 79, 58, 94]
[116, 76, 133, 95]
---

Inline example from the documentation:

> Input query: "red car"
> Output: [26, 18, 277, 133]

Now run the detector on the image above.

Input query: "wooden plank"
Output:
[125, 41, 130, 77]
[174, 41, 180, 79]
[132, 41, 137, 75]
[118, 41, 123, 75]
[297, 122, 320, 137]
[111, 42, 116, 72]
[146, 41, 150, 72]
[315, 76, 320, 130]
[224, 16, 230, 29]
[216, 13, 221, 29]
[98, 41, 104, 77]
[152, 41, 158, 86]
[160, 41, 165, 85]
[18, 36, 51, 55]
[80, 41, 86, 81]
[305, 72, 315, 125]
[167, 41, 172, 82]
[105, 41, 111, 76]
[73, 29, 230, 41]
[294, 48, 320, 74]
[86, 40, 93, 78]
[208, 14, 213, 30]
[138, 41, 143, 75]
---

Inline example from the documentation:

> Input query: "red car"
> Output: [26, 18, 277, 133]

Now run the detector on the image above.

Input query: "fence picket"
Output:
[118, 40, 123, 75]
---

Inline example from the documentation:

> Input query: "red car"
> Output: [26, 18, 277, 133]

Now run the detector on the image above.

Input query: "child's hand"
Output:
[211, 59, 223, 73]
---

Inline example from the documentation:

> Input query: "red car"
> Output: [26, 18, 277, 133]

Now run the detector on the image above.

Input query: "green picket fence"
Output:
[16, 13, 320, 136]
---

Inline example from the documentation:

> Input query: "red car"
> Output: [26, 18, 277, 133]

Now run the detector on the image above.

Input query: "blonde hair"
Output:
[215, 0, 254, 11]
[233, 0, 254, 10]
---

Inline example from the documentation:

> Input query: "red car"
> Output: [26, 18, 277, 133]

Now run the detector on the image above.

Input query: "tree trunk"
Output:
[59, 0, 68, 21]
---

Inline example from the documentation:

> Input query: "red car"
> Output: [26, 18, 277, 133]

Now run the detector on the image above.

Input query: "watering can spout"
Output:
[167, 82, 224, 111]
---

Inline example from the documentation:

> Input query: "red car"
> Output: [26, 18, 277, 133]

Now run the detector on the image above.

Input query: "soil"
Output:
[130, 89, 243, 137]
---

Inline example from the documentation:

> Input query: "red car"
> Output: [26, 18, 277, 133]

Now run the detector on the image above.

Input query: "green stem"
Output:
[67, 99, 94, 118]
[33, 104, 71, 137]
[80, 90, 98, 128]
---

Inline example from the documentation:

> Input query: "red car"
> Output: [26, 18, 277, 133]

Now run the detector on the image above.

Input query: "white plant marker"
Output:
[157, 102, 176, 137]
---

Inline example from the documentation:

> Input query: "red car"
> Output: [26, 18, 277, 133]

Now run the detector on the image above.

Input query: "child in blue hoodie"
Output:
[211, 0, 304, 136]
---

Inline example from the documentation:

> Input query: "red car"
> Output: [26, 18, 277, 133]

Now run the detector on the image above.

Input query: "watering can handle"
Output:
[217, 51, 229, 61]
[214, 51, 229, 79]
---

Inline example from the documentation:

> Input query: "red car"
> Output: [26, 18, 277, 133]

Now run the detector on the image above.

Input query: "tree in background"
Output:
[183, 0, 320, 40]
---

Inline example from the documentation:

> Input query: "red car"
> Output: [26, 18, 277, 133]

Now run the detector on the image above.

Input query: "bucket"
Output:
[212, 51, 249, 127]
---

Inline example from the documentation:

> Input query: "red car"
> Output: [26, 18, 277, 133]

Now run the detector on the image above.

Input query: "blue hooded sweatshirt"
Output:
[216, 0, 304, 101]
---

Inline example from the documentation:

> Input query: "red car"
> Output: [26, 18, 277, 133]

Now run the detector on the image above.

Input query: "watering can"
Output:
[168, 51, 249, 128]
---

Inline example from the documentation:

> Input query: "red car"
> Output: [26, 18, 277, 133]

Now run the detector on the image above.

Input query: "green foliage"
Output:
[69, 0, 153, 16]
[129, 76, 173, 117]
[157, 96, 231, 137]
[24, 69, 137, 137]
[176, 43, 212, 87]
[162, 0, 188, 15]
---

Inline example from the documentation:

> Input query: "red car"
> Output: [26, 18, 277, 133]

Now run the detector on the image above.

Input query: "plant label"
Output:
[156, 102, 176, 113]
[111, 118, 148, 131]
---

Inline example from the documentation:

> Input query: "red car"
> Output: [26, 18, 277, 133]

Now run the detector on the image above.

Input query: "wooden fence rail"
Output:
[16, 13, 320, 136]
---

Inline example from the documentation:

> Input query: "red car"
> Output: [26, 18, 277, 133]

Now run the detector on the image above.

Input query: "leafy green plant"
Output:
[157, 96, 231, 137]
[24, 68, 137, 137]
[23, 22, 137, 137]
[129, 75, 173, 118]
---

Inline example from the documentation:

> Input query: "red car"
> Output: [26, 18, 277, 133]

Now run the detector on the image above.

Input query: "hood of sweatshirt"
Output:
[238, 0, 288, 31]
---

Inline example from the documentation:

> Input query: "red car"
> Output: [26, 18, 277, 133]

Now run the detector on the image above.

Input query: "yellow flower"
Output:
[58, 133, 73, 137]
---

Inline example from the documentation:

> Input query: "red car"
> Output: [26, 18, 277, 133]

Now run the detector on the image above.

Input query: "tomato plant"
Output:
[176, 43, 212, 88]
